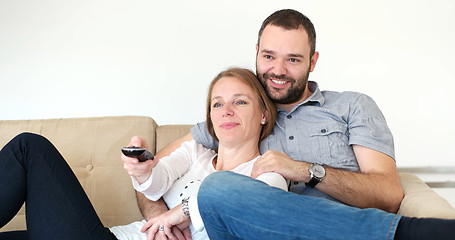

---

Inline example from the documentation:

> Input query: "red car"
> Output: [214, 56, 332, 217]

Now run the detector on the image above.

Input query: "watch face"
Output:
[311, 164, 325, 178]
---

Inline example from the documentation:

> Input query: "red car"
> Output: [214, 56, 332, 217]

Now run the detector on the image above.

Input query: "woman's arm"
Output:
[136, 133, 194, 219]
[133, 140, 198, 200]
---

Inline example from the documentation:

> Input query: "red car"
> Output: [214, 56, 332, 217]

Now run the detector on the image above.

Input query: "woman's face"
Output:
[210, 76, 265, 146]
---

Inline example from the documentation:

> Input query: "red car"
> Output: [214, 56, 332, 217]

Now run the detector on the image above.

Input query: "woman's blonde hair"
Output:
[206, 67, 276, 143]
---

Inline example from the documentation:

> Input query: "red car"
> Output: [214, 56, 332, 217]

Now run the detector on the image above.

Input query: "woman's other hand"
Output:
[142, 204, 192, 240]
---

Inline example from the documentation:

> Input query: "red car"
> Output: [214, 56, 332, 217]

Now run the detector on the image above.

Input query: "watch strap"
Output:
[305, 177, 320, 188]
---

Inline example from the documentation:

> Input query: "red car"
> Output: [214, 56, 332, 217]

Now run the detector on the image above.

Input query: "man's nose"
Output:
[272, 60, 287, 76]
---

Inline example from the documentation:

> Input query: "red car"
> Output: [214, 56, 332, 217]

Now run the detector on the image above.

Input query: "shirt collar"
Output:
[277, 81, 325, 113]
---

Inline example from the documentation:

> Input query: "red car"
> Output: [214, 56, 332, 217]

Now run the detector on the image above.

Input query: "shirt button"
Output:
[294, 181, 299, 185]
[287, 115, 292, 119]
[321, 129, 327, 133]
[289, 136, 294, 140]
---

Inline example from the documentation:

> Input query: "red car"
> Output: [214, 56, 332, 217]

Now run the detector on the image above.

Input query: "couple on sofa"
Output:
[1, 9, 454, 240]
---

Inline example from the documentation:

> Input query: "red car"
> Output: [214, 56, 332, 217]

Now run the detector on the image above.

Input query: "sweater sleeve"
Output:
[187, 196, 205, 232]
[131, 140, 196, 200]
[256, 172, 288, 191]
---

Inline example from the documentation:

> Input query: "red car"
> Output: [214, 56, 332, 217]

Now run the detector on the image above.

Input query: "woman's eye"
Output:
[213, 102, 222, 108]
[235, 100, 247, 105]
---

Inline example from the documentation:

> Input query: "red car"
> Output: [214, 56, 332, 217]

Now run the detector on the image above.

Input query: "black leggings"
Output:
[0, 133, 117, 240]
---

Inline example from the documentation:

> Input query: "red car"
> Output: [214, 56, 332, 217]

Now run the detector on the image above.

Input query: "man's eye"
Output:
[264, 55, 273, 59]
[289, 58, 299, 63]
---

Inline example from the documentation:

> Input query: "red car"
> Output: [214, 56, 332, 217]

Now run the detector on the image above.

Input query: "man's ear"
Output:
[256, 44, 259, 54]
[310, 51, 319, 72]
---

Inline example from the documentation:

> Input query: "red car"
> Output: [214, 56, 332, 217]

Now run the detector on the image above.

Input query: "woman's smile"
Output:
[220, 122, 240, 130]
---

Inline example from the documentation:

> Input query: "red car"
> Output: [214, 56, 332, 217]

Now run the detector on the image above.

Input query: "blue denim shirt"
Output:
[191, 81, 395, 202]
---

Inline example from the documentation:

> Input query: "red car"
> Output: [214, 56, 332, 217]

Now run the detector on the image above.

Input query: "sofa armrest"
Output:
[397, 172, 455, 219]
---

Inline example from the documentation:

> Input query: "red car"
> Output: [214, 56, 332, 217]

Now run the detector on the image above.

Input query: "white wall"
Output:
[1, 0, 455, 169]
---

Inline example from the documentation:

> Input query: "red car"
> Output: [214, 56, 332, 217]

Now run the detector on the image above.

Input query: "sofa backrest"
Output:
[0, 116, 163, 230]
[156, 124, 193, 153]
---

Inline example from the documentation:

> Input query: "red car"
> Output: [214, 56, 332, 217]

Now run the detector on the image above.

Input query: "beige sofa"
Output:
[1, 116, 454, 232]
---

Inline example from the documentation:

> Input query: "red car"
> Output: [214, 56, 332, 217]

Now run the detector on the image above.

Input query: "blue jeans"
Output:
[198, 171, 401, 240]
[0, 133, 115, 240]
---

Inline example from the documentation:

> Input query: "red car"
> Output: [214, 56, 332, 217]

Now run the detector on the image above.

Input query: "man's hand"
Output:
[251, 150, 309, 181]
[141, 204, 192, 240]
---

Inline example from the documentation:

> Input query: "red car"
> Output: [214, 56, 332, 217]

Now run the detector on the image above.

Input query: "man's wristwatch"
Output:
[305, 163, 326, 188]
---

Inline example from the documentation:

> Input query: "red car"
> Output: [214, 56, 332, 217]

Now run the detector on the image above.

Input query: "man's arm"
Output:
[136, 192, 168, 220]
[136, 132, 194, 220]
[316, 145, 403, 212]
[252, 145, 403, 213]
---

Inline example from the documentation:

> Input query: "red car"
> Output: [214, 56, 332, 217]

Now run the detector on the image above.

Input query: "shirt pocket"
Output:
[308, 122, 355, 166]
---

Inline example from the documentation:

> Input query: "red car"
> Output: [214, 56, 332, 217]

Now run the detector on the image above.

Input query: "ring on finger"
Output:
[158, 226, 164, 231]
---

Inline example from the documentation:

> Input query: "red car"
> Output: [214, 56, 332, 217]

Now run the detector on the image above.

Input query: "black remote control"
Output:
[121, 147, 154, 162]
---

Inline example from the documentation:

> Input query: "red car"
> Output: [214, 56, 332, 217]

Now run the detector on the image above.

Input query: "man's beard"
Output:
[257, 68, 310, 105]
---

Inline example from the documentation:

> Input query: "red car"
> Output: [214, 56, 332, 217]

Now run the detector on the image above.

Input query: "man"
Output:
[136, 9, 403, 238]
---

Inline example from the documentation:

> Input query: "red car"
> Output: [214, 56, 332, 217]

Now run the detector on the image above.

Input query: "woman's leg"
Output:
[198, 171, 400, 240]
[0, 133, 113, 240]
[0, 231, 27, 240]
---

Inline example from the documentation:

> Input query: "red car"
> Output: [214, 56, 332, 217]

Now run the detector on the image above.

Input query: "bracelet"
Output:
[182, 197, 191, 219]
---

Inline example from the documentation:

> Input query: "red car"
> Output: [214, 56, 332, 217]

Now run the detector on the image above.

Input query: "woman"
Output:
[0, 67, 287, 240]
[115, 67, 288, 240]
